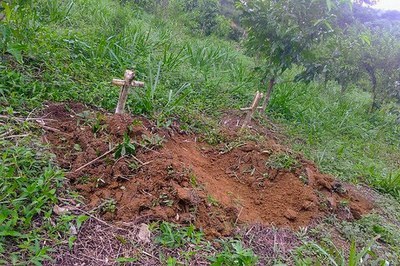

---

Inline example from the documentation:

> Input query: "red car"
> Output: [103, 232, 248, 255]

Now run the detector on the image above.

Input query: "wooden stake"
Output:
[113, 70, 145, 114]
[241, 91, 263, 130]
[115, 70, 135, 114]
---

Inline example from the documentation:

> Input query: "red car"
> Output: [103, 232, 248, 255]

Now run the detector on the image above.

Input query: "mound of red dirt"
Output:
[42, 103, 372, 237]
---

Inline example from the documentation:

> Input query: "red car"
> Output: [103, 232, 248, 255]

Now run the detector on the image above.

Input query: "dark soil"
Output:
[42, 103, 372, 237]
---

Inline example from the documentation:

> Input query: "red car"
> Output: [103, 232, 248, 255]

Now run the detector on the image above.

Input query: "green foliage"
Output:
[210, 240, 258, 266]
[294, 237, 386, 266]
[369, 170, 400, 199]
[114, 134, 136, 159]
[266, 152, 300, 172]
[155, 222, 204, 248]
[0, 120, 83, 264]
[1, 0, 400, 263]
[269, 73, 400, 199]
[175, 0, 222, 36]
[340, 214, 400, 256]
[239, 0, 342, 78]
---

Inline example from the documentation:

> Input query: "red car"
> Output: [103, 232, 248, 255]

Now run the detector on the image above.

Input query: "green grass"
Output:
[268, 73, 400, 199]
[210, 240, 258, 266]
[0, 118, 87, 264]
[1, 0, 400, 264]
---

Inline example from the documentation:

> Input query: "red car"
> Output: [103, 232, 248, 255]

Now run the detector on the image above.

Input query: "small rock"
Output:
[327, 196, 337, 209]
[109, 181, 119, 189]
[240, 144, 256, 152]
[137, 223, 151, 243]
[284, 209, 298, 221]
[53, 205, 70, 215]
[332, 182, 346, 194]
[254, 199, 262, 205]
[69, 224, 77, 235]
[301, 200, 315, 211]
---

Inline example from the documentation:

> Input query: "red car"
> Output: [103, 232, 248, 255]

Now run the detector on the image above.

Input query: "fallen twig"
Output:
[0, 134, 29, 140]
[71, 206, 128, 231]
[74, 148, 116, 172]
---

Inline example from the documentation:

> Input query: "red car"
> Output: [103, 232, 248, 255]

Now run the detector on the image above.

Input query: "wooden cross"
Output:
[240, 91, 264, 130]
[112, 70, 145, 114]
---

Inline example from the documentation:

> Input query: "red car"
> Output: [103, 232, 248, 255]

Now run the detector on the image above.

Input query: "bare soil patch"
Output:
[42, 103, 372, 237]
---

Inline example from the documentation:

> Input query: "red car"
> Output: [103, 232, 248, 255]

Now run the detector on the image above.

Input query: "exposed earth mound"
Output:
[42, 103, 372, 237]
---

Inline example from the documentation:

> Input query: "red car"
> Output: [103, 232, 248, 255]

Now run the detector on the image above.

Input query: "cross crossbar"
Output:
[241, 91, 264, 130]
[112, 70, 145, 114]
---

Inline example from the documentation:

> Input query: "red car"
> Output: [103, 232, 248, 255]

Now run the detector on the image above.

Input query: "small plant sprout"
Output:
[266, 152, 300, 172]
[159, 193, 174, 207]
[207, 195, 219, 206]
[339, 200, 350, 207]
[114, 133, 136, 159]
[299, 175, 309, 185]
[141, 133, 165, 148]
[155, 222, 204, 248]
[210, 240, 258, 266]
[189, 172, 198, 187]
[99, 198, 117, 213]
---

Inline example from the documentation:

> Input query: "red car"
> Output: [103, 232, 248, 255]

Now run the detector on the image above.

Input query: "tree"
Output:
[299, 6, 400, 112]
[238, 0, 345, 112]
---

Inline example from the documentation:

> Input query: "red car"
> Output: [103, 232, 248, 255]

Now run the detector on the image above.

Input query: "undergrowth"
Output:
[0, 118, 85, 264]
[268, 73, 400, 200]
[1, 0, 400, 264]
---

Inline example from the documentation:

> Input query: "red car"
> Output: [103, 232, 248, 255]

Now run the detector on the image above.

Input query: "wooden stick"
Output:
[74, 148, 116, 172]
[240, 106, 263, 111]
[115, 70, 135, 114]
[0, 134, 29, 140]
[241, 92, 263, 130]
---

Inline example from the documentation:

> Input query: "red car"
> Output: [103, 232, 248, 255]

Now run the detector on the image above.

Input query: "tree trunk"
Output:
[260, 77, 275, 113]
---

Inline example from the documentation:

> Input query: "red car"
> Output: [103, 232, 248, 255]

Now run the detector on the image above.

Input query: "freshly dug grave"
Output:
[42, 103, 372, 237]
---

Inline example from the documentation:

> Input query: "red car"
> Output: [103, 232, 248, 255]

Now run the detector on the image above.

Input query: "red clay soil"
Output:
[42, 103, 372, 237]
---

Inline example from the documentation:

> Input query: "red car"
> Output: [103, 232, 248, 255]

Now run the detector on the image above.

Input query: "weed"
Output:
[115, 256, 139, 264]
[76, 175, 91, 184]
[99, 198, 117, 214]
[114, 134, 136, 159]
[207, 195, 219, 207]
[219, 140, 246, 154]
[370, 170, 400, 199]
[155, 222, 204, 248]
[166, 257, 181, 266]
[129, 161, 139, 171]
[189, 172, 199, 187]
[266, 152, 300, 172]
[210, 240, 258, 266]
[141, 133, 165, 148]
[0, 121, 80, 264]
[293, 237, 387, 266]
[159, 193, 174, 207]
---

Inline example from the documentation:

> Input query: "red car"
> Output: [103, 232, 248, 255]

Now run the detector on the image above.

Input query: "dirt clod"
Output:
[284, 209, 298, 221]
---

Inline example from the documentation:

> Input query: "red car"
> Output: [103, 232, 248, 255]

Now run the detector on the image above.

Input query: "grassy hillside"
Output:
[1, 0, 400, 264]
